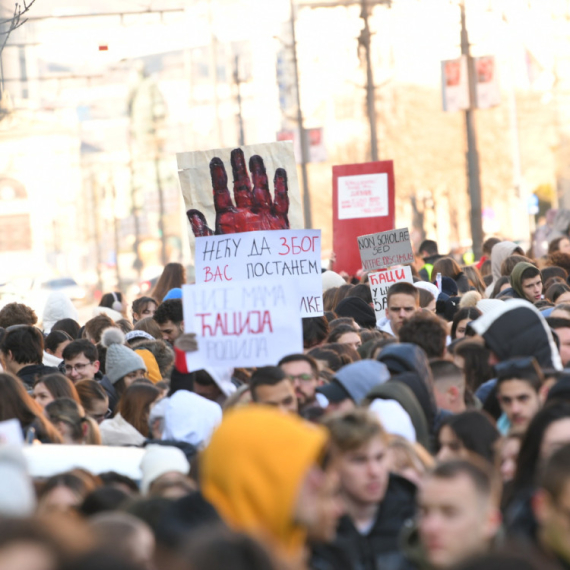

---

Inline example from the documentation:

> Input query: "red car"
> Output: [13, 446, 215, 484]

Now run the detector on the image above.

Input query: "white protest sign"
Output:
[358, 227, 414, 271]
[0, 419, 24, 445]
[182, 280, 303, 371]
[369, 266, 414, 320]
[194, 229, 323, 317]
[337, 172, 389, 220]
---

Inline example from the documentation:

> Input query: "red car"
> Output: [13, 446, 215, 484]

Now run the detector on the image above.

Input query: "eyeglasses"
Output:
[287, 373, 315, 382]
[64, 362, 92, 373]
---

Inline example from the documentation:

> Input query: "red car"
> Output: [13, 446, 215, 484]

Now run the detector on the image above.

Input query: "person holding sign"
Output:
[379, 283, 420, 337]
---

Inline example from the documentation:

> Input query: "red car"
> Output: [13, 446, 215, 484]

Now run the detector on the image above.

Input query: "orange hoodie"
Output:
[200, 406, 328, 561]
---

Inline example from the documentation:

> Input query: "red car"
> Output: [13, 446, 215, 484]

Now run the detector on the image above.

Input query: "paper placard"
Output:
[0, 419, 24, 445]
[337, 173, 388, 220]
[182, 280, 303, 370]
[194, 229, 323, 316]
[369, 266, 414, 320]
[358, 227, 414, 271]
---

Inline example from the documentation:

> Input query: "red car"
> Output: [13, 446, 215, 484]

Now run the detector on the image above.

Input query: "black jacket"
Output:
[97, 373, 120, 413]
[17, 363, 59, 391]
[312, 475, 417, 570]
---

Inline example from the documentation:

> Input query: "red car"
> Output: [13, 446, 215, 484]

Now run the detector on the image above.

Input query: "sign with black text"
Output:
[194, 229, 323, 316]
[369, 266, 414, 320]
[358, 227, 414, 271]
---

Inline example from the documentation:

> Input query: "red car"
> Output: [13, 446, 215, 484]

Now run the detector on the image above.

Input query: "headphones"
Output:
[112, 292, 124, 313]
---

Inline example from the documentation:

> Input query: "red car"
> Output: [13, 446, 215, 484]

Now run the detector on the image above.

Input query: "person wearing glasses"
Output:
[62, 340, 101, 384]
[496, 357, 544, 436]
[278, 353, 321, 413]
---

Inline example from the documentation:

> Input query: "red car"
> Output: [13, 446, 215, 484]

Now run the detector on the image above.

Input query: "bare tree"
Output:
[0, 0, 37, 56]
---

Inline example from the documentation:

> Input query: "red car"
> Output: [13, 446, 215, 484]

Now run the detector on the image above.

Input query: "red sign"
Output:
[332, 161, 395, 276]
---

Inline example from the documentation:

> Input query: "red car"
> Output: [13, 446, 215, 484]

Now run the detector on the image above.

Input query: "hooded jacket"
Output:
[312, 474, 417, 570]
[510, 262, 539, 300]
[99, 413, 146, 446]
[471, 299, 563, 370]
[41, 291, 79, 334]
[485, 241, 523, 296]
[334, 361, 391, 404]
[363, 382, 431, 451]
[17, 364, 59, 390]
[200, 406, 328, 562]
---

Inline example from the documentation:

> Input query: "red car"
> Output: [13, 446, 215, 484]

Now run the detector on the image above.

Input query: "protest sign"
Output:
[0, 419, 23, 445]
[369, 266, 414, 320]
[358, 227, 414, 271]
[194, 228, 323, 317]
[182, 279, 303, 371]
[177, 142, 304, 250]
[332, 161, 395, 275]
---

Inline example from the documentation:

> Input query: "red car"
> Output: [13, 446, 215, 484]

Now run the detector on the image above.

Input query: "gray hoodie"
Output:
[334, 360, 390, 404]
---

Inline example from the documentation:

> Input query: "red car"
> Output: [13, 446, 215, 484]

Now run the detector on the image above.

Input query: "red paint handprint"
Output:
[187, 148, 290, 237]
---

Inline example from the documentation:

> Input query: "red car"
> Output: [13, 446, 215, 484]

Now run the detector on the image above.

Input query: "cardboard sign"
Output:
[369, 266, 414, 320]
[194, 229, 323, 317]
[332, 161, 395, 276]
[358, 227, 414, 271]
[182, 280, 303, 370]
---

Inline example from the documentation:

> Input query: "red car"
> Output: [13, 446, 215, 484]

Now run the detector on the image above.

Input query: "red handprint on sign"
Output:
[187, 148, 290, 237]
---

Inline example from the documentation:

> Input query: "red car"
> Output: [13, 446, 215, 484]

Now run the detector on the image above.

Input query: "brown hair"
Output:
[432, 257, 462, 280]
[331, 284, 354, 310]
[501, 255, 533, 277]
[324, 342, 361, 365]
[119, 383, 160, 437]
[547, 252, 570, 276]
[418, 288, 435, 308]
[75, 380, 108, 413]
[548, 237, 570, 255]
[45, 398, 101, 445]
[462, 265, 486, 295]
[0, 372, 62, 443]
[0, 302, 38, 328]
[322, 288, 339, 312]
[151, 262, 186, 304]
[323, 409, 388, 452]
[134, 317, 162, 340]
[34, 374, 80, 404]
[84, 315, 116, 344]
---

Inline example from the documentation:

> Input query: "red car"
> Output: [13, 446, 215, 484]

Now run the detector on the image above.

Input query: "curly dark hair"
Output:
[547, 252, 570, 276]
[0, 302, 38, 328]
[153, 299, 183, 325]
[398, 313, 447, 359]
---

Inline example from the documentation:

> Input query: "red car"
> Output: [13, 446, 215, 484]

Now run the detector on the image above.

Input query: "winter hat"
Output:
[42, 292, 79, 334]
[163, 288, 183, 301]
[510, 261, 538, 300]
[476, 298, 504, 316]
[135, 349, 161, 383]
[163, 391, 222, 448]
[435, 276, 458, 297]
[459, 291, 482, 309]
[414, 281, 439, 300]
[125, 330, 155, 343]
[140, 444, 190, 495]
[102, 328, 147, 384]
[205, 367, 237, 397]
[335, 297, 376, 329]
[369, 399, 416, 442]
[0, 445, 36, 516]
[322, 270, 345, 292]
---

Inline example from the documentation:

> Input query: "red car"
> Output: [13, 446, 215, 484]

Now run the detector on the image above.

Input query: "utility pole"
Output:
[290, 0, 312, 228]
[460, 1, 483, 260]
[360, 0, 379, 161]
[233, 55, 245, 146]
[109, 180, 122, 290]
[90, 173, 103, 292]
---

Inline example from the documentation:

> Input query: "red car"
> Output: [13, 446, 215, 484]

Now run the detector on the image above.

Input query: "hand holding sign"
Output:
[186, 148, 290, 237]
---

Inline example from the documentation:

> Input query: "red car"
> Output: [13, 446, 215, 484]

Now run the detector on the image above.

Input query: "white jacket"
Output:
[100, 413, 146, 447]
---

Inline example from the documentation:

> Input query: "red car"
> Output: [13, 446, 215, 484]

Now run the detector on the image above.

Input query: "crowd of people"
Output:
[1, 239, 570, 570]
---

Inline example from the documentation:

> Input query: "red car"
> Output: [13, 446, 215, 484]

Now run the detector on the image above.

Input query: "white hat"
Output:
[205, 367, 237, 397]
[140, 444, 190, 495]
[42, 291, 79, 333]
[414, 281, 439, 300]
[369, 399, 416, 443]
[322, 270, 346, 292]
[476, 298, 504, 316]
[0, 445, 36, 516]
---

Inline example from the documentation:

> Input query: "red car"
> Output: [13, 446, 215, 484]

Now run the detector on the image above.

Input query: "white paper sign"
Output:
[182, 280, 303, 370]
[0, 419, 24, 445]
[442, 56, 469, 112]
[194, 229, 323, 316]
[337, 173, 388, 220]
[369, 266, 414, 320]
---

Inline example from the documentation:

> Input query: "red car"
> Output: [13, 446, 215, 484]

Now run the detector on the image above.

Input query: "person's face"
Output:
[437, 425, 469, 462]
[497, 379, 540, 435]
[159, 320, 183, 344]
[556, 292, 570, 305]
[540, 418, 570, 461]
[86, 398, 109, 424]
[32, 383, 54, 409]
[534, 481, 570, 562]
[521, 275, 543, 302]
[387, 293, 418, 334]
[123, 369, 147, 389]
[418, 474, 499, 569]
[281, 360, 319, 408]
[500, 436, 520, 482]
[64, 353, 100, 382]
[254, 379, 298, 414]
[426, 298, 437, 313]
[334, 435, 390, 505]
[555, 327, 570, 366]
[454, 319, 471, 340]
[552, 308, 570, 320]
[134, 302, 157, 323]
[559, 238, 570, 255]
[37, 485, 82, 515]
[337, 331, 362, 351]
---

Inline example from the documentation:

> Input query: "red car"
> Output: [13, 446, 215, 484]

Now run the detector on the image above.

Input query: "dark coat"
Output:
[312, 475, 417, 570]
[17, 363, 59, 390]
[98, 373, 120, 413]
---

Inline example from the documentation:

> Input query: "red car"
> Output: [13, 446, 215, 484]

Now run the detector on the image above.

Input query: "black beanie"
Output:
[335, 297, 377, 329]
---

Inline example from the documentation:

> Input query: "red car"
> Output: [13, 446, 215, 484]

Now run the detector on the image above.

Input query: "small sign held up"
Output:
[182, 279, 304, 371]
[368, 266, 414, 321]
[358, 227, 414, 271]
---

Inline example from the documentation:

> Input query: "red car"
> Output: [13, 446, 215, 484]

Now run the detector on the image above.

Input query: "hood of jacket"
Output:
[200, 406, 328, 561]
[162, 390, 222, 449]
[491, 241, 521, 282]
[471, 299, 563, 370]
[99, 413, 146, 447]
[510, 262, 538, 300]
[42, 292, 78, 334]
[377, 343, 434, 388]
[42, 351, 62, 368]
[363, 382, 431, 451]
[92, 305, 123, 322]
[391, 372, 437, 433]
[333, 360, 390, 404]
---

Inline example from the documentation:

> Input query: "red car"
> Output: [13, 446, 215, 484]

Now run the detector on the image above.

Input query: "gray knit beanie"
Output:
[102, 328, 147, 384]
